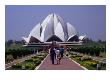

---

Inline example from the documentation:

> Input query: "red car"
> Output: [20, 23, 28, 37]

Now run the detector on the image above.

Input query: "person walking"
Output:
[49, 41, 56, 64]
[60, 46, 65, 58]
[55, 47, 61, 65]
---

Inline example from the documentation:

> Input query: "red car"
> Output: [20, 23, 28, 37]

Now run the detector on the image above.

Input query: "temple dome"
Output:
[23, 13, 85, 43]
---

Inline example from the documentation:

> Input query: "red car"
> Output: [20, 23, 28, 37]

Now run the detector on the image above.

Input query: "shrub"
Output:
[9, 51, 46, 70]
[81, 56, 92, 61]
[38, 57, 44, 60]
[73, 57, 81, 62]
[89, 61, 97, 67]
[25, 59, 33, 62]
[94, 48, 100, 56]
[70, 46, 104, 57]
[81, 61, 98, 70]
[5, 48, 35, 60]
[100, 62, 106, 70]
[70, 55, 82, 58]
[12, 63, 22, 69]
[33, 59, 41, 66]
[6, 55, 13, 62]
[24, 62, 36, 70]
[25, 56, 42, 67]
[32, 56, 38, 59]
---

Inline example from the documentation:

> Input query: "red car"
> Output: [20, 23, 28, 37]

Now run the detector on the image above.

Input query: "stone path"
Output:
[37, 54, 85, 70]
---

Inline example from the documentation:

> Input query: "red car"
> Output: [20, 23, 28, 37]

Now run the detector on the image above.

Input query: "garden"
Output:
[6, 52, 47, 70]
[66, 45, 106, 70]
[10, 54, 46, 70]
[5, 44, 47, 70]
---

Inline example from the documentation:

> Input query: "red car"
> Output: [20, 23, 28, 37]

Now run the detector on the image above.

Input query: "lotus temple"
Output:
[22, 13, 85, 46]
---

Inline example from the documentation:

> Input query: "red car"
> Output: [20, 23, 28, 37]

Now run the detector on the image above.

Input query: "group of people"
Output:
[49, 43, 65, 65]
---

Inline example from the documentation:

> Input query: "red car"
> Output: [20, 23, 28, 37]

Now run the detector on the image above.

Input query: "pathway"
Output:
[37, 54, 85, 70]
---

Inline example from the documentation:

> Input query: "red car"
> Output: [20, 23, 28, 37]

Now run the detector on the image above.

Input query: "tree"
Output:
[5, 40, 14, 47]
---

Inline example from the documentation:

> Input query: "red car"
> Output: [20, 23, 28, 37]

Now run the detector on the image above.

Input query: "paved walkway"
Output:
[37, 54, 85, 70]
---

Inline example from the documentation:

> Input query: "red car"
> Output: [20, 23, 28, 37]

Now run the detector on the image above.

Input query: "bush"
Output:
[25, 57, 42, 67]
[72, 56, 100, 70]
[32, 56, 38, 59]
[24, 62, 36, 70]
[98, 62, 106, 70]
[74, 57, 81, 62]
[25, 59, 33, 62]
[38, 57, 44, 60]
[80, 61, 98, 70]
[12, 63, 22, 70]
[94, 48, 100, 56]
[6, 55, 13, 62]
[88, 61, 98, 67]
[34, 60, 41, 66]
[5, 48, 35, 60]
[70, 55, 82, 58]
[9, 51, 46, 70]
[81, 56, 92, 61]
[70, 46, 104, 57]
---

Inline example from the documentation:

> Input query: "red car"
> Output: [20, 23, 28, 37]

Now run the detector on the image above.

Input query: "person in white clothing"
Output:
[55, 49, 61, 64]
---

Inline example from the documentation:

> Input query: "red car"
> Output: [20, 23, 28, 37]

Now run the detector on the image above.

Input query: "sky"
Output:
[5, 5, 106, 41]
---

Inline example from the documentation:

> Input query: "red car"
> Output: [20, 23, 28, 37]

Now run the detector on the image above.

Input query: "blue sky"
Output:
[5, 5, 106, 41]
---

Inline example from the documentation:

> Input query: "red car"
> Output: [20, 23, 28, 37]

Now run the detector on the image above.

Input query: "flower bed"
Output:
[70, 55, 106, 70]
[10, 55, 46, 70]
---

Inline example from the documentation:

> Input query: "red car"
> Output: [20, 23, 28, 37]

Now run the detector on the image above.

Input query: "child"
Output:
[55, 49, 61, 64]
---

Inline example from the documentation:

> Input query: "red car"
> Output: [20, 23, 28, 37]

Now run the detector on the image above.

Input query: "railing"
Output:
[23, 41, 82, 47]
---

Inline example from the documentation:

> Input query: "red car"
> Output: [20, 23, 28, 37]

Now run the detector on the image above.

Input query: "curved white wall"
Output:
[23, 13, 80, 43]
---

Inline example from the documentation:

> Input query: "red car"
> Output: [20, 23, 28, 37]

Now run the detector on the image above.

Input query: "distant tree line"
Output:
[69, 46, 105, 56]
[5, 40, 25, 47]
[5, 48, 34, 60]
[83, 38, 106, 44]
